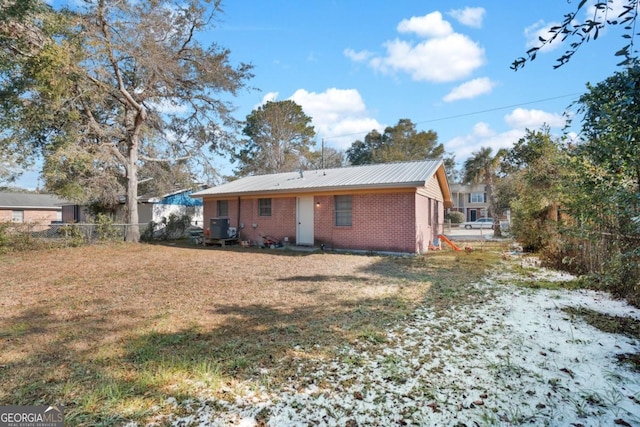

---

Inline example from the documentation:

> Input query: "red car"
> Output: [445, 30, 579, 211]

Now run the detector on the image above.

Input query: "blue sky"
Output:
[15, 0, 626, 189]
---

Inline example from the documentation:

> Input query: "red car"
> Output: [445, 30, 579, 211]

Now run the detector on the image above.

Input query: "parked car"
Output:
[461, 218, 494, 229]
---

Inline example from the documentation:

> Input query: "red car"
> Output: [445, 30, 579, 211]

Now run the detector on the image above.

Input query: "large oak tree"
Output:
[0, 0, 253, 241]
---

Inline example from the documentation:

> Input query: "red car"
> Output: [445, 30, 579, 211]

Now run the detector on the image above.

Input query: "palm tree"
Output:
[463, 147, 506, 237]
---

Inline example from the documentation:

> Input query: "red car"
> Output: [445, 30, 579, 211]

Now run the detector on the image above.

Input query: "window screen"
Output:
[258, 198, 272, 217]
[334, 195, 352, 226]
[217, 200, 228, 217]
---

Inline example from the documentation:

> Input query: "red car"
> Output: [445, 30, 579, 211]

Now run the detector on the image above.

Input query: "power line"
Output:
[415, 93, 581, 125]
[322, 92, 581, 141]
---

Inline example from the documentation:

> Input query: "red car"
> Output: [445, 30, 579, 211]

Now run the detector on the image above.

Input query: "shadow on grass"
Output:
[0, 243, 508, 426]
[147, 240, 321, 257]
[277, 274, 370, 283]
[0, 307, 168, 425]
[0, 292, 416, 426]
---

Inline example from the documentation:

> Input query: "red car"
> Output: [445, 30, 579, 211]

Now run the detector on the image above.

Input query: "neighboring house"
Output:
[191, 160, 452, 254]
[449, 183, 490, 222]
[61, 203, 91, 223]
[126, 189, 204, 226]
[61, 188, 204, 226]
[0, 192, 67, 230]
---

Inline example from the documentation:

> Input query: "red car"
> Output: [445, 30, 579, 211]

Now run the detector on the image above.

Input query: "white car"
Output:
[461, 218, 494, 229]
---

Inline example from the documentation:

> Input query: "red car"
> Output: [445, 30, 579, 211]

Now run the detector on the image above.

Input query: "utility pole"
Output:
[321, 138, 325, 169]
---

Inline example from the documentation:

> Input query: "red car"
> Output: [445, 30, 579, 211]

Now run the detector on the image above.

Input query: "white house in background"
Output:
[448, 183, 510, 223]
[449, 183, 490, 221]
[62, 188, 204, 226]
[126, 189, 204, 226]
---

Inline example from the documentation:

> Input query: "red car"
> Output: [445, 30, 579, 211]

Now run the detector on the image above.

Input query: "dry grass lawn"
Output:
[0, 242, 503, 425]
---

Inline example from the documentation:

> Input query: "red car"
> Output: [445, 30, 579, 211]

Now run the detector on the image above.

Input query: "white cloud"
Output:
[445, 123, 524, 161]
[504, 108, 566, 128]
[348, 11, 485, 83]
[343, 48, 374, 62]
[443, 77, 496, 102]
[373, 33, 485, 83]
[446, 107, 567, 162]
[288, 88, 384, 149]
[448, 7, 486, 28]
[397, 11, 453, 38]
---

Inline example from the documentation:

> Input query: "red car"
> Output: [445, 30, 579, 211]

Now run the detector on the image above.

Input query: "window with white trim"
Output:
[11, 210, 24, 223]
[469, 193, 486, 203]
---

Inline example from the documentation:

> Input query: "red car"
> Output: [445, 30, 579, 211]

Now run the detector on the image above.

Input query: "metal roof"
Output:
[0, 192, 68, 209]
[192, 160, 447, 197]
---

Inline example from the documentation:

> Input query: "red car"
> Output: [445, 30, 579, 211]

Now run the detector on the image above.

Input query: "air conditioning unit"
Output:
[209, 217, 229, 239]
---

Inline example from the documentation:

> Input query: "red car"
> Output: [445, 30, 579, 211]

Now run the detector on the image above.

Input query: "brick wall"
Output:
[203, 197, 297, 245]
[314, 192, 417, 253]
[0, 209, 61, 231]
[201, 187, 443, 253]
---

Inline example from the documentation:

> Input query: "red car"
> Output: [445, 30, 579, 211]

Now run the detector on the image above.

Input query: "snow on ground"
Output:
[165, 264, 640, 426]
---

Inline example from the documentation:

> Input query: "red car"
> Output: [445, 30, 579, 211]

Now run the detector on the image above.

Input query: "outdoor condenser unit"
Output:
[209, 217, 229, 239]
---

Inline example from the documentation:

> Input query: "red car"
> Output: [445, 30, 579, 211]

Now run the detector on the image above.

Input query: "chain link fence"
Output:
[1, 220, 199, 252]
[5, 222, 148, 243]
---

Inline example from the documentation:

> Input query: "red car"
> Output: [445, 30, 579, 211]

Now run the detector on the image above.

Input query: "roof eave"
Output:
[191, 181, 428, 198]
[435, 165, 454, 209]
[0, 206, 63, 209]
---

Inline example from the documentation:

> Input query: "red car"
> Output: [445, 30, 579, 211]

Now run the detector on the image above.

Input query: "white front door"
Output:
[296, 196, 314, 245]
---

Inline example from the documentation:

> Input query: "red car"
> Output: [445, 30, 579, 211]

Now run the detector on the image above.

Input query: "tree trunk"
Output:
[125, 140, 140, 242]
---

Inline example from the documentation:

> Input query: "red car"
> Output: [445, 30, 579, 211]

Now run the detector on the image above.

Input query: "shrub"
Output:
[600, 249, 640, 306]
[163, 213, 192, 240]
[141, 221, 157, 242]
[140, 214, 192, 241]
[95, 214, 121, 241]
[445, 211, 465, 224]
[57, 224, 86, 247]
[0, 222, 54, 252]
[0, 222, 10, 253]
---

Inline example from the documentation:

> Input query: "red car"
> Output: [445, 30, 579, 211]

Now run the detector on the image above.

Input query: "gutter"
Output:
[189, 181, 428, 199]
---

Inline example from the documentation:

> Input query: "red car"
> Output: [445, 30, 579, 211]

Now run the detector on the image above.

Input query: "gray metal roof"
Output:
[192, 160, 446, 197]
[0, 192, 68, 209]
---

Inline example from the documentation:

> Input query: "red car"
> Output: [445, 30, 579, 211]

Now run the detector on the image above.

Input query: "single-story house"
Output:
[191, 160, 453, 254]
[0, 192, 68, 230]
[62, 188, 204, 226]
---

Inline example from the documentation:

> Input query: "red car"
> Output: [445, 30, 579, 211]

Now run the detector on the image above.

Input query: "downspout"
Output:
[237, 196, 241, 238]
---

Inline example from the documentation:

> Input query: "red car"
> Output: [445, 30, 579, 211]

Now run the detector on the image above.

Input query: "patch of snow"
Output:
[158, 267, 640, 426]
